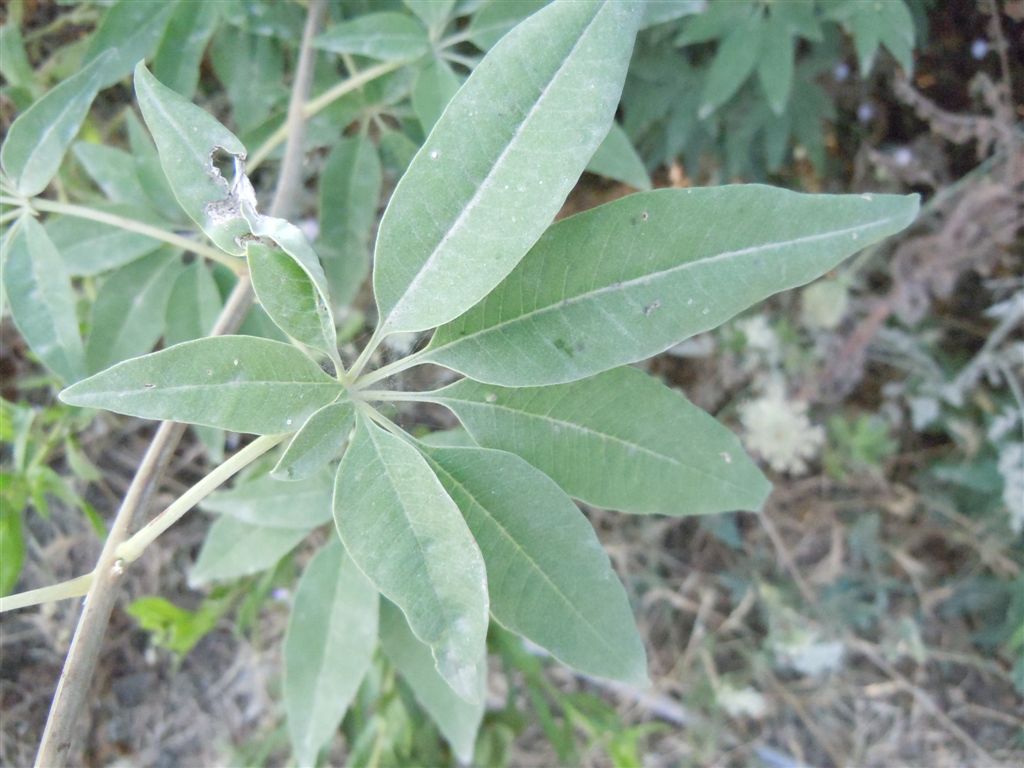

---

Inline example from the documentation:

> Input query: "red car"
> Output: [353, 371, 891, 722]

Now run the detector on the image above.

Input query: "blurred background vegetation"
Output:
[1, 0, 1022, 766]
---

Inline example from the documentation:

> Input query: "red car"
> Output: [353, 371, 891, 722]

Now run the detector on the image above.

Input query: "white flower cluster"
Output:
[739, 380, 826, 475]
[998, 442, 1023, 534]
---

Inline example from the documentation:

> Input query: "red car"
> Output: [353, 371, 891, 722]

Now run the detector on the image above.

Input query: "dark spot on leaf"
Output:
[553, 338, 574, 357]
[643, 300, 661, 316]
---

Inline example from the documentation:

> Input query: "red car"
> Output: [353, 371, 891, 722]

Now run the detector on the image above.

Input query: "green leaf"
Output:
[285, 539, 378, 768]
[412, 58, 461, 134]
[466, 0, 547, 50]
[83, 0, 175, 87]
[248, 242, 338, 363]
[404, 0, 457, 33]
[585, 121, 651, 190]
[319, 136, 381, 309]
[85, 249, 184, 373]
[641, 0, 705, 28]
[333, 415, 488, 702]
[126, 596, 221, 657]
[373, 0, 642, 334]
[433, 367, 771, 516]
[202, 468, 334, 529]
[379, 600, 484, 764]
[125, 110, 184, 222]
[46, 208, 163, 277]
[1, 50, 113, 197]
[72, 142, 150, 204]
[424, 445, 648, 683]
[59, 336, 344, 434]
[3, 217, 86, 383]
[0, 24, 35, 93]
[758, 13, 794, 115]
[190, 515, 309, 585]
[425, 187, 920, 386]
[272, 402, 354, 482]
[697, 13, 763, 119]
[0, 503, 24, 596]
[828, 0, 915, 75]
[315, 12, 430, 61]
[674, 1, 754, 46]
[152, 0, 221, 99]
[210, 27, 287, 133]
[134, 62, 250, 256]
[164, 261, 223, 347]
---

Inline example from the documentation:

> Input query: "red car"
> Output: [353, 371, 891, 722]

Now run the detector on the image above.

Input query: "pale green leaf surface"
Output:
[125, 110, 184, 221]
[675, 1, 754, 45]
[412, 58, 461, 134]
[190, 516, 309, 585]
[0, 24, 34, 92]
[272, 402, 354, 482]
[3, 217, 86, 383]
[425, 187, 919, 386]
[210, 27, 287, 133]
[641, 0, 705, 28]
[373, 0, 642, 334]
[434, 367, 771, 516]
[134, 63, 249, 255]
[333, 416, 488, 703]
[1, 50, 112, 197]
[46, 209, 163, 277]
[319, 136, 381, 309]
[85, 249, 184, 373]
[585, 121, 651, 190]
[285, 540, 378, 768]
[466, 0, 547, 50]
[248, 243, 338, 363]
[758, 14, 794, 114]
[202, 468, 333, 529]
[424, 445, 648, 683]
[698, 13, 763, 119]
[315, 13, 430, 60]
[379, 600, 484, 764]
[152, 0, 221, 99]
[405, 0, 457, 33]
[164, 261, 223, 347]
[60, 336, 343, 434]
[72, 142, 150, 204]
[84, 0, 175, 87]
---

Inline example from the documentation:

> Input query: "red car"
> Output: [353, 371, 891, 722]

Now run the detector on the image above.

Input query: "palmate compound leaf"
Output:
[333, 414, 488, 703]
[3, 217, 86, 383]
[379, 600, 484, 764]
[134, 62, 250, 255]
[59, 336, 344, 435]
[432, 366, 771, 517]
[285, 539, 378, 768]
[424, 187, 920, 387]
[1, 50, 114, 197]
[422, 445, 648, 684]
[373, 0, 642, 335]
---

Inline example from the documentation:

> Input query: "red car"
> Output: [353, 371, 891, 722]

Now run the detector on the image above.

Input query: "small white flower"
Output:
[739, 381, 826, 475]
[997, 442, 1024, 533]
[737, 315, 777, 355]
[718, 685, 768, 719]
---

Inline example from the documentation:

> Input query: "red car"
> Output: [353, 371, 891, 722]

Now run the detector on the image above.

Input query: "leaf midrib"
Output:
[440, 395, 750, 494]
[383, 1, 609, 328]
[429, 213, 905, 355]
[428, 452, 627, 664]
